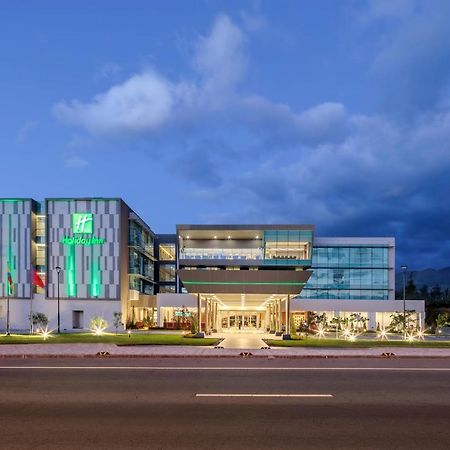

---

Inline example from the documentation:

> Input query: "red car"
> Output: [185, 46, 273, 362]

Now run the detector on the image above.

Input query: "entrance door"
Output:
[220, 312, 262, 331]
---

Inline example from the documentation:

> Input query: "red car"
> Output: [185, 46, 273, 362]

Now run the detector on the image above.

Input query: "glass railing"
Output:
[180, 248, 264, 260]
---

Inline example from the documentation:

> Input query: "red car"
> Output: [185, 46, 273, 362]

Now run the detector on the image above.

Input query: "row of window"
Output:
[306, 268, 389, 289]
[159, 244, 176, 261]
[129, 250, 154, 280]
[300, 289, 390, 300]
[129, 222, 154, 256]
[312, 247, 389, 268]
[129, 277, 154, 295]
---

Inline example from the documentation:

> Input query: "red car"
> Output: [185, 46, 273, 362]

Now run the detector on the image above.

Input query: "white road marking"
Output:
[0, 366, 450, 371]
[196, 393, 333, 398]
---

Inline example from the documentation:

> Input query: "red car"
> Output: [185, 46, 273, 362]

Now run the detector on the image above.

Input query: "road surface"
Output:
[1, 357, 449, 449]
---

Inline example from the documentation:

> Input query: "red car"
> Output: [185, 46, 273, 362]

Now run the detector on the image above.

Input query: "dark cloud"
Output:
[53, 9, 450, 269]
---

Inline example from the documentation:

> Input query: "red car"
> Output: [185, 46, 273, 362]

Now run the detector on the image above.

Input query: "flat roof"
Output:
[177, 224, 314, 240]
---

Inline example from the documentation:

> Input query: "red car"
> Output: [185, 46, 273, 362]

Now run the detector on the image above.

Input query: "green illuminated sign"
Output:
[72, 213, 93, 234]
[61, 236, 105, 246]
[61, 213, 105, 246]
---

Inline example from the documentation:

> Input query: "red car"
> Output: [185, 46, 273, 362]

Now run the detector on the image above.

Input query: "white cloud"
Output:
[16, 120, 38, 143]
[194, 14, 247, 98]
[54, 71, 174, 134]
[64, 155, 88, 169]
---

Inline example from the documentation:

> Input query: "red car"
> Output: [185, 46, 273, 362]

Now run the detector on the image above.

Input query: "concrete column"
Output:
[215, 302, 218, 330]
[205, 298, 209, 334]
[270, 303, 274, 331]
[197, 294, 201, 333]
[285, 295, 291, 335]
[277, 299, 283, 332]
[368, 312, 377, 331]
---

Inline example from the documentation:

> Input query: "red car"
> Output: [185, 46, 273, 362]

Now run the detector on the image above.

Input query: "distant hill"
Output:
[395, 267, 450, 291]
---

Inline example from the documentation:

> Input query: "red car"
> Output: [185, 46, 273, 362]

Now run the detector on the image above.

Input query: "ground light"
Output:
[91, 324, 106, 336]
[416, 329, 425, 340]
[405, 333, 415, 343]
[342, 327, 351, 339]
[377, 328, 389, 340]
[37, 326, 54, 341]
[315, 324, 325, 338]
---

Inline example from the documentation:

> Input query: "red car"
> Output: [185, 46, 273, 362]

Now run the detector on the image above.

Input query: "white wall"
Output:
[156, 293, 197, 327]
[291, 298, 425, 330]
[0, 294, 123, 333]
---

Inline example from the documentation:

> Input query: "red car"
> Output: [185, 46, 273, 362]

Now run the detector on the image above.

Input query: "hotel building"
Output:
[0, 198, 424, 333]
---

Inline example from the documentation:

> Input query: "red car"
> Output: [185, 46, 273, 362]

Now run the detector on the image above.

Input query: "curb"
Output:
[1, 354, 450, 359]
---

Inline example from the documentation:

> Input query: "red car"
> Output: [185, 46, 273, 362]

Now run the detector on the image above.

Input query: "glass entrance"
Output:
[221, 312, 263, 331]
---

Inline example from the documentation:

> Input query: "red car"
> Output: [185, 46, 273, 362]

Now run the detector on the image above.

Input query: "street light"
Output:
[401, 265, 407, 338]
[55, 266, 62, 333]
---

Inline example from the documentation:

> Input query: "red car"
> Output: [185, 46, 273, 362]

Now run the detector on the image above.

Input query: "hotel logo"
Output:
[72, 213, 93, 234]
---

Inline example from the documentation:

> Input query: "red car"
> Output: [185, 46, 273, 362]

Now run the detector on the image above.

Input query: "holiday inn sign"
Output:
[60, 213, 106, 246]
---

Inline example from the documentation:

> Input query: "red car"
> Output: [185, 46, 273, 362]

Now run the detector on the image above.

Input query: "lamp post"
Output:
[55, 266, 61, 333]
[401, 265, 407, 338]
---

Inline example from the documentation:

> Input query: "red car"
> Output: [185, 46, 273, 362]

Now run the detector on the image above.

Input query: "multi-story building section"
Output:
[0, 198, 425, 333]
[0, 198, 156, 332]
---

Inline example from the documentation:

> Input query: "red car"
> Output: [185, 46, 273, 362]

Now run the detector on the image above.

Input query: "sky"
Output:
[1, 0, 450, 270]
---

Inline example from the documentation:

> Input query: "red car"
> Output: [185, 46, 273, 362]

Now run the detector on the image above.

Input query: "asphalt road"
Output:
[1, 358, 450, 450]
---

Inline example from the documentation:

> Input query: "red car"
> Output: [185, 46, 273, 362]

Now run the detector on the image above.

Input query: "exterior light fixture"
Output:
[227, 236, 231, 239]
[256, 235, 259, 239]
[214, 236, 217, 239]
[186, 235, 190, 239]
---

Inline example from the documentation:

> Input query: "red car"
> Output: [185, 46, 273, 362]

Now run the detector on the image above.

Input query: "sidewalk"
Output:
[1, 343, 450, 358]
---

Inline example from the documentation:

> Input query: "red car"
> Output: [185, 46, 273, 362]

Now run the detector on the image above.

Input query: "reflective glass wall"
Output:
[301, 246, 390, 300]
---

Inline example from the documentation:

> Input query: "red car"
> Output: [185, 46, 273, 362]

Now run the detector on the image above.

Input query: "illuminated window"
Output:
[159, 244, 176, 261]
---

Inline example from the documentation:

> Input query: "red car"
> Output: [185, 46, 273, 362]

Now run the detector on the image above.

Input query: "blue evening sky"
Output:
[1, 0, 450, 269]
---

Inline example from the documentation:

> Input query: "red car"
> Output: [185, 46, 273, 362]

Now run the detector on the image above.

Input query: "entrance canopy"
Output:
[177, 268, 312, 295]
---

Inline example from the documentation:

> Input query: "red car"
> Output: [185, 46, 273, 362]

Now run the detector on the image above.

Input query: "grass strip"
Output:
[264, 338, 450, 348]
[0, 333, 219, 346]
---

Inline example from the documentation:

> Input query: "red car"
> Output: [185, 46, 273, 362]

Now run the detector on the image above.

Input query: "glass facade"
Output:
[128, 220, 155, 295]
[263, 230, 313, 265]
[159, 243, 176, 261]
[301, 246, 390, 300]
[180, 247, 263, 260]
[159, 263, 176, 282]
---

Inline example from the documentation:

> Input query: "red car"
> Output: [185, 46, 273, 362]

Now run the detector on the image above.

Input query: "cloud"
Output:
[193, 14, 247, 101]
[53, 11, 450, 268]
[54, 71, 174, 134]
[53, 14, 342, 146]
[64, 155, 88, 169]
[363, 0, 450, 114]
[16, 120, 38, 144]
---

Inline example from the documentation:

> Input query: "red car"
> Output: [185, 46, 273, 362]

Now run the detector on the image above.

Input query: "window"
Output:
[263, 230, 312, 262]
[159, 285, 176, 293]
[302, 245, 390, 301]
[72, 311, 84, 329]
[159, 264, 176, 282]
[159, 244, 176, 261]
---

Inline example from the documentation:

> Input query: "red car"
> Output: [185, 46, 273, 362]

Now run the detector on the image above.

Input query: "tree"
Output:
[113, 312, 123, 335]
[405, 275, 418, 299]
[419, 285, 429, 301]
[430, 285, 442, 302]
[436, 313, 449, 330]
[190, 312, 198, 334]
[389, 311, 416, 333]
[28, 312, 48, 333]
